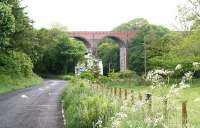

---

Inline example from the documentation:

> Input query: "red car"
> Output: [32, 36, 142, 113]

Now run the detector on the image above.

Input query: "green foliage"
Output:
[80, 71, 95, 81]
[128, 23, 170, 74]
[97, 76, 112, 84]
[61, 75, 75, 80]
[30, 27, 67, 66]
[4, 0, 33, 51]
[118, 70, 136, 79]
[0, 51, 33, 77]
[108, 70, 141, 80]
[36, 36, 87, 74]
[0, 2, 15, 50]
[62, 80, 114, 128]
[97, 41, 120, 74]
[113, 18, 149, 32]
[0, 73, 42, 94]
[31, 26, 88, 75]
[0, 0, 42, 92]
[151, 29, 200, 77]
[112, 18, 172, 75]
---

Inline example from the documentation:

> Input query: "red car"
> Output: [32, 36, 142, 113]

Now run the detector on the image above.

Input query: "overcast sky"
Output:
[22, 0, 186, 31]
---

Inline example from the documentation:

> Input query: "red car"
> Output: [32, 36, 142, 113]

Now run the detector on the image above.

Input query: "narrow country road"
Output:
[0, 80, 67, 128]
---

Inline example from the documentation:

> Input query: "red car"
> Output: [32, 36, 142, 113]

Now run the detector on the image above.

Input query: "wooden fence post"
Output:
[119, 88, 122, 99]
[182, 101, 187, 128]
[163, 97, 168, 121]
[139, 92, 142, 101]
[114, 88, 117, 96]
[131, 90, 134, 104]
[125, 89, 127, 100]
[145, 93, 152, 112]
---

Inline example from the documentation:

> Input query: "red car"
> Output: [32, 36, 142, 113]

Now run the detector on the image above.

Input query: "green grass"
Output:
[61, 79, 116, 128]
[39, 74, 74, 80]
[0, 74, 42, 94]
[103, 79, 146, 91]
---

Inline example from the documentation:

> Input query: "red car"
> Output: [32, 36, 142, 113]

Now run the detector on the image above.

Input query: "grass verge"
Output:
[0, 73, 42, 94]
[61, 78, 117, 128]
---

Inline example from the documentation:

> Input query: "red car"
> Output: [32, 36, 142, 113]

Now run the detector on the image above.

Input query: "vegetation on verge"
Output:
[62, 78, 117, 128]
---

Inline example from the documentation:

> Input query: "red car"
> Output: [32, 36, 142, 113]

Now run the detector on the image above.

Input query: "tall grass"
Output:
[61, 78, 117, 128]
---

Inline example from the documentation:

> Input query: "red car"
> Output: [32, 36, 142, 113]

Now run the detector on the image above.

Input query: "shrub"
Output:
[97, 75, 111, 84]
[118, 70, 135, 79]
[0, 51, 33, 77]
[108, 71, 120, 80]
[108, 70, 140, 80]
[80, 71, 95, 81]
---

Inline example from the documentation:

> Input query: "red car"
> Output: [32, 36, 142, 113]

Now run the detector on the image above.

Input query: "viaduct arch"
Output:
[68, 31, 136, 72]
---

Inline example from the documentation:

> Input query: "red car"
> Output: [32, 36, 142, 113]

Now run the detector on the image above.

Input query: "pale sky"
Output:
[22, 0, 186, 31]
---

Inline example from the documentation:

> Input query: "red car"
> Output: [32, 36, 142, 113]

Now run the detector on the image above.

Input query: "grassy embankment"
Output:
[0, 74, 42, 94]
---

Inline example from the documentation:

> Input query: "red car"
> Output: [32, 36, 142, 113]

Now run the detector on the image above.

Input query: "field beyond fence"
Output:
[90, 83, 195, 128]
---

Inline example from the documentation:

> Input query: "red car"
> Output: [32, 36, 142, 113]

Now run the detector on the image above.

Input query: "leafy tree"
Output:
[29, 27, 67, 65]
[128, 24, 170, 74]
[154, 29, 200, 71]
[0, 2, 15, 50]
[0, 0, 35, 54]
[177, 0, 200, 32]
[37, 37, 87, 75]
[0, 51, 33, 77]
[113, 18, 148, 32]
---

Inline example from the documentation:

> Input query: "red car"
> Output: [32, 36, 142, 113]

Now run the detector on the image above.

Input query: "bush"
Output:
[118, 70, 135, 79]
[0, 51, 33, 77]
[108, 70, 140, 80]
[97, 75, 111, 84]
[80, 71, 95, 81]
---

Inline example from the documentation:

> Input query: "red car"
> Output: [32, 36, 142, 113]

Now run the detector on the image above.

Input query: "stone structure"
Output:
[68, 31, 136, 72]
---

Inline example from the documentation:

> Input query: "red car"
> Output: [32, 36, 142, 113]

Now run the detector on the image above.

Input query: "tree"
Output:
[177, 0, 200, 32]
[0, 2, 15, 50]
[0, 0, 34, 51]
[113, 18, 148, 32]
[128, 24, 170, 74]
[36, 37, 87, 75]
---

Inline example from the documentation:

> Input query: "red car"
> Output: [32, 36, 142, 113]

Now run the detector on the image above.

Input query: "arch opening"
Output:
[97, 37, 121, 75]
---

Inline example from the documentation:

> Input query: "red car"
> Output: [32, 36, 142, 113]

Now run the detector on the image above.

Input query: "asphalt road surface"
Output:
[0, 80, 67, 128]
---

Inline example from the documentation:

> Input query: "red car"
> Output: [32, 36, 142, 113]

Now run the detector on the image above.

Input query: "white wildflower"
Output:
[175, 64, 182, 70]
[193, 62, 200, 70]
[95, 118, 103, 128]
[184, 71, 193, 81]
[170, 84, 177, 90]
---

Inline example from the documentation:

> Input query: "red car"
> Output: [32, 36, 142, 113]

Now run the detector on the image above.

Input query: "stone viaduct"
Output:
[68, 31, 136, 72]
